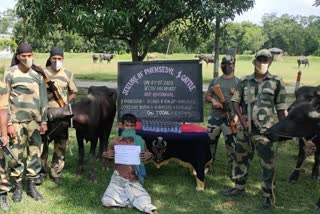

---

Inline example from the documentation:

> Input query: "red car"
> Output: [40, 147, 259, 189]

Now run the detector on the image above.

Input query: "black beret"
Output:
[16, 42, 32, 54]
[50, 47, 64, 57]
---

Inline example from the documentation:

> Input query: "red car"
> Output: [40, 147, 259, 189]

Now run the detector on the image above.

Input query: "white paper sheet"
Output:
[114, 145, 141, 165]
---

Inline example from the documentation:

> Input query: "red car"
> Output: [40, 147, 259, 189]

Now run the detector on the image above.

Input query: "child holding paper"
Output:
[101, 113, 157, 213]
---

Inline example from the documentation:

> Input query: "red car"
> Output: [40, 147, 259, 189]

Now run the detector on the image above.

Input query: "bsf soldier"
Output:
[40, 47, 78, 185]
[0, 80, 10, 211]
[206, 55, 239, 177]
[223, 49, 286, 211]
[4, 42, 48, 202]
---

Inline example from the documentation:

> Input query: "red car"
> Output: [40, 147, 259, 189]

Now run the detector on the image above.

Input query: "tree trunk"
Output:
[213, 18, 221, 78]
[129, 39, 148, 61]
[130, 40, 140, 61]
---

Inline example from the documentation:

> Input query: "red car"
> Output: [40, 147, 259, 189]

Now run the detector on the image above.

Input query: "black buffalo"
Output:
[264, 86, 320, 212]
[46, 86, 117, 182]
[297, 57, 309, 68]
[92, 54, 99, 63]
[265, 86, 320, 182]
[99, 53, 115, 63]
[195, 54, 215, 65]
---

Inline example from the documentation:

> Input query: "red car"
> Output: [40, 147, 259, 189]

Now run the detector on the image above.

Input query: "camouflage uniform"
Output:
[231, 72, 286, 198]
[4, 65, 48, 182]
[0, 81, 10, 194]
[207, 76, 239, 168]
[42, 66, 78, 178]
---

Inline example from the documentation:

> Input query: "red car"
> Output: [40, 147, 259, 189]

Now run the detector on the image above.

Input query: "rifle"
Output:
[0, 138, 19, 163]
[32, 64, 66, 107]
[212, 85, 237, 134]
[244, 81, 254, 151]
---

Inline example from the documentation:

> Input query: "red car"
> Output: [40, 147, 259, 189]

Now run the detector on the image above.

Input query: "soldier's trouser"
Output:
[207, 117, 235, 163]
[232, 128, 274, 198]
[10, 121, 42, 182]
[50, 139, 67, 178]
[0, 149, 11, 194]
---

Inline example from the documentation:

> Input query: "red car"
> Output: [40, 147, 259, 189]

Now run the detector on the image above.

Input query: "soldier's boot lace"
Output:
[0, 193, 10, 212]
[12, 181, 23, 203]
[26, 179, 43, 201]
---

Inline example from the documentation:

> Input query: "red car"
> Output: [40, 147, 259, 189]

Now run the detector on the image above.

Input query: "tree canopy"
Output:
[15, 0, 254, 61]
[0, 9, 16, 34]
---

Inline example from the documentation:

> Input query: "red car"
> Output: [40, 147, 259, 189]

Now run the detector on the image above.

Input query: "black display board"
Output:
[118, 60, 203, 122]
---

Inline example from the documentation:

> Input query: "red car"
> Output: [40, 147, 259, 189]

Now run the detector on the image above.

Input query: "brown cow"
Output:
[147, 53, 159, 60]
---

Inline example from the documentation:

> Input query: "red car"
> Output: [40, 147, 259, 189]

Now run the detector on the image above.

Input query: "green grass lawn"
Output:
[0, 54, 319, 213]
[1, 53, 320, 86]
[4, 91, 319, 214]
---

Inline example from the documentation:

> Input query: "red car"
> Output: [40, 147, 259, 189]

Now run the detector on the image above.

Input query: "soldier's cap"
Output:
[16, 42, 32, 54]
[221, 55, 235, 64]
[50, 47, 64, 57]
[255, 49, 272, 59]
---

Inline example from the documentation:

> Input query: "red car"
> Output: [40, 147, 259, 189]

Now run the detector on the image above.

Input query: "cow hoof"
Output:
[311, 170, 319, 181]
[88, 175, 97, 183]
[76, 170, 83, 176]
[102, 166, 109, 171]
[288, 171, 299, 183]
[288, 178, 297, 184]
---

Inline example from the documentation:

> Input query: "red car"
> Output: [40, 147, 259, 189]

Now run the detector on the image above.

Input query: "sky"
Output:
[0, 0, 16, 12]
[234, 0, 320, 24]
[0, 0, 319, 24]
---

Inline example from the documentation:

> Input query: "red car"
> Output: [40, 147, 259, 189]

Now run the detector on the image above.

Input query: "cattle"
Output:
[264, 86, 320, 213]
[195, 54, 215, 65]
[43, 86, 117, 182]
[92, 54, 99, 63]
[147, 53, 159, 60]
[99, 53, 115, 63]
[297, 57, 309, 68]
[265, 86, 320, 182]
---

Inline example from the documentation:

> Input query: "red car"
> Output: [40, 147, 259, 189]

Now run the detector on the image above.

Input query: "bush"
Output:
[312, 49, 320, 56]
[243, 50, 253, 55]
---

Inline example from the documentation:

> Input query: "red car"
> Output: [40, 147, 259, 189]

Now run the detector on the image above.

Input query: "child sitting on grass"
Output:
[101, 113, 157, 213]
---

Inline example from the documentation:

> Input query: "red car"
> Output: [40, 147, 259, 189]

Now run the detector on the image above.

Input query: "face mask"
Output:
[222, 66, 233, 75]
[256, 63, 269, 74]
[121, 129, 136, 138]
[20, 58, 33, 69]
[52, 60, 63, 71]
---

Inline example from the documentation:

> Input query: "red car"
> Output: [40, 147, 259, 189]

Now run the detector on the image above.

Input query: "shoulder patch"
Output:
[240, 75, 250, 81]
[6, 66, 17, 73]
[64, 69, 72, 79]
[272, 75, 282, 81]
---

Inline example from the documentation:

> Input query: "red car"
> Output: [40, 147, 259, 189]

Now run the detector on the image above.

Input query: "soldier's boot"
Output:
[262, 197, 273, 211]
[50, 176, 63, 185]
[0, 193, 10, 212]
[12, 181, 23, 203]
[26, 179, 43, 201]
